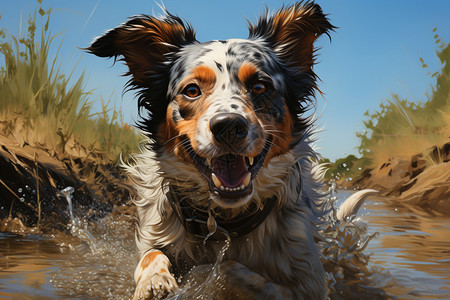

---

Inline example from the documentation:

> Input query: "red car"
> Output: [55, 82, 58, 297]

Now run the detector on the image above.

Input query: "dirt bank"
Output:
[0, 134, 135, 232]
[340, 140, 450, 213]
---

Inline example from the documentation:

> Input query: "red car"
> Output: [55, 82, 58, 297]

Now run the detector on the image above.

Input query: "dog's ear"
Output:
[87, 13, 196, 83]
[248, 2, 334, 71]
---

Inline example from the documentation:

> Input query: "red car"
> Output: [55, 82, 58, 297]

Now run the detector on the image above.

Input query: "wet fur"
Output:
[88, 2, 335, 299]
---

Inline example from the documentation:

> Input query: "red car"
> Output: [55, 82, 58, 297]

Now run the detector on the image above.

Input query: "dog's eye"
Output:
[251, 82, 266, 94]
[182, 84, 202, 99]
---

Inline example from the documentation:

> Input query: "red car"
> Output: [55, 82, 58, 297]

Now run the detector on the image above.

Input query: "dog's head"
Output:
[88, 2, 333, 210]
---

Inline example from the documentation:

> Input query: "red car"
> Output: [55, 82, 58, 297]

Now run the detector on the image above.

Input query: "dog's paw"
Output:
[132, 272, 178, 300]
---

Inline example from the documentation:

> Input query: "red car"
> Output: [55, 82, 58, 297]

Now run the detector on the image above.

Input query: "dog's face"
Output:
[164, 39, 295, 208]
[88, 3, 333, 209]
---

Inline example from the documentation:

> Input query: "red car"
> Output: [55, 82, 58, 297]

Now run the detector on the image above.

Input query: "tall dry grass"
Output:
[356, 30, 450, 167]
[0, 4, 139, 163]
[325, 31, 449, 180]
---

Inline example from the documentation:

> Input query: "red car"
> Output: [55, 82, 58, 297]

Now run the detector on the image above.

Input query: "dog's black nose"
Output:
[210, 113, 249, 146]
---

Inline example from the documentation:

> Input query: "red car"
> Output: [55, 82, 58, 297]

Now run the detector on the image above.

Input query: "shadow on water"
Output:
[1, 188, 449, 299]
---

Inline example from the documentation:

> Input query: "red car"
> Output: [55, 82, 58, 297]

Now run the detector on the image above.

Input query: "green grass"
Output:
[322, 154, 371, 183]
[0, 3, 139, 164]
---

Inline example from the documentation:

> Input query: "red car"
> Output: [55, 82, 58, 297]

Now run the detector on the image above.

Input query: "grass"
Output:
[0, 3, 139, 164]
[325, 30, 449, 181]
[356, 30, 449, 167]
[0, 2, 140, 229]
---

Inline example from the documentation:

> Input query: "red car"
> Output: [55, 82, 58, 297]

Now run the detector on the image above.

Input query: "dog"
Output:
[88, 2, 375, 299]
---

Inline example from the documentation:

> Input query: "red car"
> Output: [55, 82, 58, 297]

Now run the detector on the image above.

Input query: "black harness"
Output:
[166, 187, 277, 240]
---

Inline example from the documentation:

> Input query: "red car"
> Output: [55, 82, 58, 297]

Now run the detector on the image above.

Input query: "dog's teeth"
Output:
[220, 186, 225, 191]
[248, 156, 254, 166]
[211, 173, 222, 188]
[243, 172, 251, 187]
[206, 157, 212, 166]
[240, 184, 245, 190]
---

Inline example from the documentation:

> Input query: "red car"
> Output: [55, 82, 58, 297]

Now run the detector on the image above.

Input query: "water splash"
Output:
[329, 182, 337, 202]
[50, 213, 137, 299]
[59, 186, 100, 254]
[321, 190, 388, 299]
[60, 187, 74, 221]
[167, 235, 231, 299]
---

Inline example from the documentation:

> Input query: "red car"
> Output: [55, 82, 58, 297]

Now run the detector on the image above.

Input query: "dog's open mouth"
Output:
[185, 137, 272, 205]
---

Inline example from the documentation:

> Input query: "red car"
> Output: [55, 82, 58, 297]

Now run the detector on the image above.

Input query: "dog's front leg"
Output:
[219, 260, 297, 300]
[132, 249, 178, 300]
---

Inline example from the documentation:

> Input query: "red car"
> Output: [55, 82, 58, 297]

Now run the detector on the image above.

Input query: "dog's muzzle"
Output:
[210, 113, 249, 148]
[184, 112, 271, 208]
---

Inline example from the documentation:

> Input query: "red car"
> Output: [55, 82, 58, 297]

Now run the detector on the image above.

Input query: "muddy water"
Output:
[0, 213, 137, 299]
[355, 191, 450, 299]
[1, 190, 449, 299]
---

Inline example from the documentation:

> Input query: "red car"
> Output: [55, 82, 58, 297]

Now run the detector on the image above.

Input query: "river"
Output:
[0, 189, 449, 299]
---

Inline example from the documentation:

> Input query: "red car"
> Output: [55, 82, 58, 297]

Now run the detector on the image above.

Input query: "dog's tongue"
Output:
[212, 154, 248, 188]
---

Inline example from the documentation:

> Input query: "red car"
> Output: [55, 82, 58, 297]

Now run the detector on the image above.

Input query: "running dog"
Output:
[88, 2, 373, 299]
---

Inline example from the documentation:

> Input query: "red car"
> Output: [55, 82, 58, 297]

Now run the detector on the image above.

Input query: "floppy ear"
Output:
[248, 2, 334, 71]
[87, 13, 196, 83]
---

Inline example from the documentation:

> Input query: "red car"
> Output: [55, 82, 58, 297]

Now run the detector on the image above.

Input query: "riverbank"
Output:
[0, 132, 136, 232]
[336, 140, 450, 214]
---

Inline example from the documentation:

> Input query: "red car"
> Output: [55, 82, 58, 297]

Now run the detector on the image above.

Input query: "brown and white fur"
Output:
[87, 2, 375, 299]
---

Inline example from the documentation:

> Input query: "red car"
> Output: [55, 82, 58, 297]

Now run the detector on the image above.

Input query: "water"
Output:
[357, 193, 450, 298]
[166, 238, 232, 300]
[1, 189, 449, 299]
[0, 186, 137, 299]
[0, 232, 69, 299]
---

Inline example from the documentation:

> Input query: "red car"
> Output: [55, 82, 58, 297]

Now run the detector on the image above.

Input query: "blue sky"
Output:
[1, 0, 449, 160]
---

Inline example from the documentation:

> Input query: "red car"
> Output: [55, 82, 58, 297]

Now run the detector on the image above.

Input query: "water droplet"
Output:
[25, 185, 30, 190]
[20, 197, 25, 202]
[18, 188, 23, 193]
